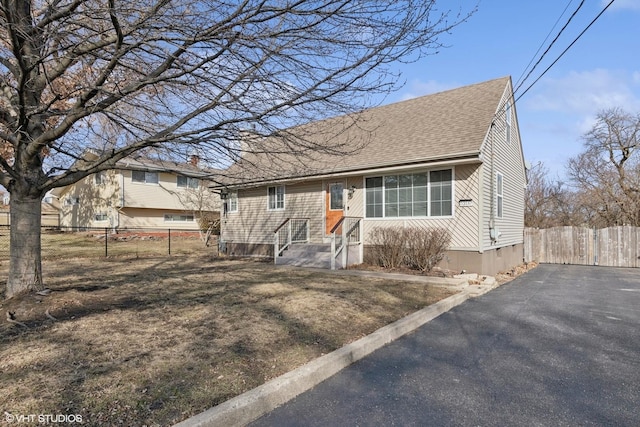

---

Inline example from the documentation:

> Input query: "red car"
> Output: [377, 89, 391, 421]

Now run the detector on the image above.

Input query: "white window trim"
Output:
[164, 213, 195, 222]
[496, 172, 504, 219]
[364, 168, 455, 219]
[227, 191, 238, 213]
[267, 185, 285, 211]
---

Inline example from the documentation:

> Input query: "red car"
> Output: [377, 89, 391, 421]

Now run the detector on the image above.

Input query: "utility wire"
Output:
[513, 0, 585, 96]
[514, 0, 617, 105]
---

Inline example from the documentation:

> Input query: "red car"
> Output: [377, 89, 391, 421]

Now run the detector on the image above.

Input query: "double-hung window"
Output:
[94, 172, 105, 185]
[365, 177, 383, 218]
[430, 170, 453, 216]
[268, 186, 285, 210]
[227, 192, 238, 213]
[132, 170, 159, 184]
[177, 175, 199, 189]
[365, 169, 452, 218]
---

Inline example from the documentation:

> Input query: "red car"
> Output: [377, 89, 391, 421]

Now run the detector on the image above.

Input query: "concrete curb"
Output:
[175, 290, 472, 427]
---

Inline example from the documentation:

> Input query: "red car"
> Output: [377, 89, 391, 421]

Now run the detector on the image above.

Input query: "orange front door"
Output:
[325, 182, 344, 235]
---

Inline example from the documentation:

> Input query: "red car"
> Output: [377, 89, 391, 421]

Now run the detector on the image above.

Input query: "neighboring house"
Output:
[0, 193, 60, 227]
[52, 156, 220, 230]
[217, 76, 527, 275]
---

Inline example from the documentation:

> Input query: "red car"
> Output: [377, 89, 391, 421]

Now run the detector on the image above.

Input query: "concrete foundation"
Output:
[223, 241, 524, 277]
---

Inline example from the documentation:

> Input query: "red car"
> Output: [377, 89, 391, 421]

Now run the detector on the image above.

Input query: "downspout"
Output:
[120, 170, 126, 209]
[488, 121, 496, 244]
[477, 160, 484, 254]
[114, 170, 125, 232]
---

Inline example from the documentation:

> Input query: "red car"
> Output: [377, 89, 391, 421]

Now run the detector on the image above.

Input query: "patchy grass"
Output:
[0, 229, 210, 260]
[0, 257, 456, 426]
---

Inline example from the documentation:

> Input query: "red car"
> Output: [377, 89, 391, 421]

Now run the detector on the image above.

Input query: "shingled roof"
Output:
[224, 76, 511, 185]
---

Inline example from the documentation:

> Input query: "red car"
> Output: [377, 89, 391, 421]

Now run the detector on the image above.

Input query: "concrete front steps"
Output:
[275, 243, 342, 269]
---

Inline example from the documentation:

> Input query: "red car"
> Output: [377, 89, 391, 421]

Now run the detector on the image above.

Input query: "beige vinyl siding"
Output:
[479, 82, 526, 250]
[222, 180, 324, 245]
[118, 208, 204, 229]
[58, 169, 219, 229]
[122, 169, 196, 210]
[345, 176, 364, 217]
[360, 164, 481, 250]
[59, 171, 121, 228]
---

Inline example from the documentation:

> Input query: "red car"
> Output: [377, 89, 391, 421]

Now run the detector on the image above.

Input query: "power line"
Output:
[514, 0, 617, 105]
[513, 0, 585, 96]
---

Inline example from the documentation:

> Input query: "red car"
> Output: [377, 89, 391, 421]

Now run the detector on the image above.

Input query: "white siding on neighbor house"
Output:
[479, 83, 526, 251]
[357, 164, 481, 251]
[221, 181, 324, 246]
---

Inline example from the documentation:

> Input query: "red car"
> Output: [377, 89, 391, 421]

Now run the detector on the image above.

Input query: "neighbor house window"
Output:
[177, 175, 199, 189]
[94, 213, 108, 221]
[164, 213, 194, 222]
[132, 170, 159, 184]
[365, 169, 452, 218]
[268, 186, 285, 210]
[496, 172, 504, 218]
[94, 172, 105, 185]
[65, 197, 80, 206]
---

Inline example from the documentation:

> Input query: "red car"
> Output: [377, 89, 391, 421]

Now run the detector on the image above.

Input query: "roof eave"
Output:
[213, 151, 482, 190]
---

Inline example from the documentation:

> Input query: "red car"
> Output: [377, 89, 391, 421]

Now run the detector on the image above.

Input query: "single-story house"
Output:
[216, 76, 527, 275]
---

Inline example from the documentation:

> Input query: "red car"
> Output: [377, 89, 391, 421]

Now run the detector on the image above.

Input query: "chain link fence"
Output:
[0, 225, 218, 261]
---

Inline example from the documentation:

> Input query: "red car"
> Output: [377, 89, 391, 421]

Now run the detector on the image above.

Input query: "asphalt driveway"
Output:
[250, 264, 640, 426]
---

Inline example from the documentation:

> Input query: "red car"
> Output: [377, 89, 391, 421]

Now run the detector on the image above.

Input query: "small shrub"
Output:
[367, 226, 451, 272]
[404, 227, 451, 272]
[368, 226, 405, 268]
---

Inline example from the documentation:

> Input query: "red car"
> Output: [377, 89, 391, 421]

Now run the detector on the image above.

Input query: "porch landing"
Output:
[275, 243, 340, 269]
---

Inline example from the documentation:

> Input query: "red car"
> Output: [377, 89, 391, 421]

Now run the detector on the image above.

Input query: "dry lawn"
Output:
[0, 256, 456, 426]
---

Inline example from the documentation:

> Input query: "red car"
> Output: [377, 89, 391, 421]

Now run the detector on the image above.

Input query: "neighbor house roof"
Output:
[50, 153, 221, 198]
[115, 156, 219, 178]
[221, 76, 511, 186]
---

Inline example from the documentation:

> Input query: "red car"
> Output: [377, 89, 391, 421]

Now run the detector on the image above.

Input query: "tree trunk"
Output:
[6, 194, 43, 298]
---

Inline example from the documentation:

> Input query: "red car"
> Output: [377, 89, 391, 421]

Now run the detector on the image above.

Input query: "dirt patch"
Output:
[350, 261, 538, 285]
[0, 257, 455, 426]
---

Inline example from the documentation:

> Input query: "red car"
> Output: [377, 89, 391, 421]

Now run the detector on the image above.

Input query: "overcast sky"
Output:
[385, 0, 640, 179]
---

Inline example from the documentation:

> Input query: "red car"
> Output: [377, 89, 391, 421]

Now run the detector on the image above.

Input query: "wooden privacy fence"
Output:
[524, 226, 640, 268]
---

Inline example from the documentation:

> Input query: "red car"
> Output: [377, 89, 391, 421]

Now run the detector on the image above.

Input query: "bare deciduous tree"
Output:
[525, 161, 584, 228]
[0, 1, 474, 297]
[166, 177, 220, 246]
[567, 108, 640, 227]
